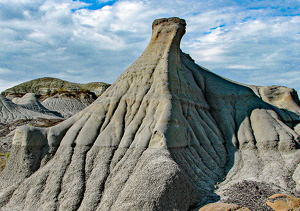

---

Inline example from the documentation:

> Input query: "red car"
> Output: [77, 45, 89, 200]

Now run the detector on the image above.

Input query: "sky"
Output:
[0, 0, 299, 93]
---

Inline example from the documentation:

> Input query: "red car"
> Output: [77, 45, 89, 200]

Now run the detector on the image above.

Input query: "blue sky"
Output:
[0, 0, 299, 93]
[72, 0, 117, 10]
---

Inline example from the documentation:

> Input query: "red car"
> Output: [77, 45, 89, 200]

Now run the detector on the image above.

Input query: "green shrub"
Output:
[46, 88, 51, 96]
[79, 88, 90, 93]
[57, 88, 67, 93]
[5, 153, 10, 160]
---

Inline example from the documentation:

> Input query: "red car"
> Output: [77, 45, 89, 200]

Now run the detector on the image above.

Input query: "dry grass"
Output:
[0, 152, 9, 172]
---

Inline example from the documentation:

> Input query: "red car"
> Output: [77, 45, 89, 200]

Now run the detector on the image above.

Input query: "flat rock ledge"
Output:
[198, 203, 251, 211]
[267, 194, 300, 211]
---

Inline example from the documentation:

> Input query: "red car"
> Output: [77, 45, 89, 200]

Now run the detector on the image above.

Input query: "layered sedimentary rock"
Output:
[2, 78, 109, 118]
[250, 85, 300, 115]
[0, 94, 62, 123]
[0, 94, 63, 152]
[0, 17, 300, 211]
[42, 96, 91, 118]
[12, 93, 61, 117]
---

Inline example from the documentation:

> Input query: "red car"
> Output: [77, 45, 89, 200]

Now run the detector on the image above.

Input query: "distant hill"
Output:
[1, 77, 110, 97]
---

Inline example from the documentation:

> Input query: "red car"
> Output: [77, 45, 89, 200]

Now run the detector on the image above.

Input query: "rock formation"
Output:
[0, 17, 300, 211]
[0, 94, 62, 124]
[12, 93, 61, 117]
[0, 94, 63, 153]
[0, 118, 63, 153]
[2, 78, 110, 118]
[250, 85, 300, 115]
[41, 97, 88, 118]
[2, 77, 110, 97]
[267, 194, 300, 211]
[197, 203, 251, 211]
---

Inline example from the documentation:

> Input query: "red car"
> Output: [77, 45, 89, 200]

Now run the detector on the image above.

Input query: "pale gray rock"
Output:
[0, 17, 300, 211]
[0, 95, 62, 124]
[12, 93, 62, 117]
[0, 94, 63, 152]
[10, 89, 97, 118]
[0, 118, 64, 153]
[41, 96, 89, 118]
[0, 130, 14, 152]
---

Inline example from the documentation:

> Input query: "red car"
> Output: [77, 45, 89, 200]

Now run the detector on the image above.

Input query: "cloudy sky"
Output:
[0, 0, 299, 93]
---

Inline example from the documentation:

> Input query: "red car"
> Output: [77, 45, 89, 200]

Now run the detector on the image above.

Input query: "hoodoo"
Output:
[0, 17, 300, 211]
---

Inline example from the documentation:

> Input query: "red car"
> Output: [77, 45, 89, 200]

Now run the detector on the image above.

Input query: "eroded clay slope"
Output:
[0, 94, 63, 152]
[12, 93, 62, 117]
[0, 17, 300, 211]
[42, 97, 89, 118]
[0, 94, 62, 124]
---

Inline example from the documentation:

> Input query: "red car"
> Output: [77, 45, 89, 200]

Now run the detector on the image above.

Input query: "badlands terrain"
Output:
[0, 78, 110, 153]
[0, 17, 300, 210]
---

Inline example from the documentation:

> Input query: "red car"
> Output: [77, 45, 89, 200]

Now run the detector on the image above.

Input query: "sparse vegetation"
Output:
[52, 89, 58, 95]
[57, 88, 67, 94]
[79, 88, 91, 93]
[46, 88, 51, 96]
[1, 77, 110, 97]
[0, 153, 8, 172]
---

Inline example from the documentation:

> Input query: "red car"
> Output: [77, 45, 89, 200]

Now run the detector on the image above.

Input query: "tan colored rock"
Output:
[256, 86, 300, 115]
[249, 85, 300, 133]
[198, 203, 251, 211]
[267, 194, 300, 211]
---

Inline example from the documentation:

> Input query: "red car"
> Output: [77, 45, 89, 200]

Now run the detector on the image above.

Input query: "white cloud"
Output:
[0, 79, 23, 93]
[72, 1, 165, 34]
[182, 9, 300, 90]
[0, 67, 12, 74]
[0, 0, 299, 94]
[97, 0, 114, 2]
[248, 70, 300, 88]
[0, 0, 42, 4]
[192, 47, 227, 62]
[227, 65, 257, 70]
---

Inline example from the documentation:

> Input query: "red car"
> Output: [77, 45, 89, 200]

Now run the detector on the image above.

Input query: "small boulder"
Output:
[267, 194, 300, 211]
[198, 203, 251, 211]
